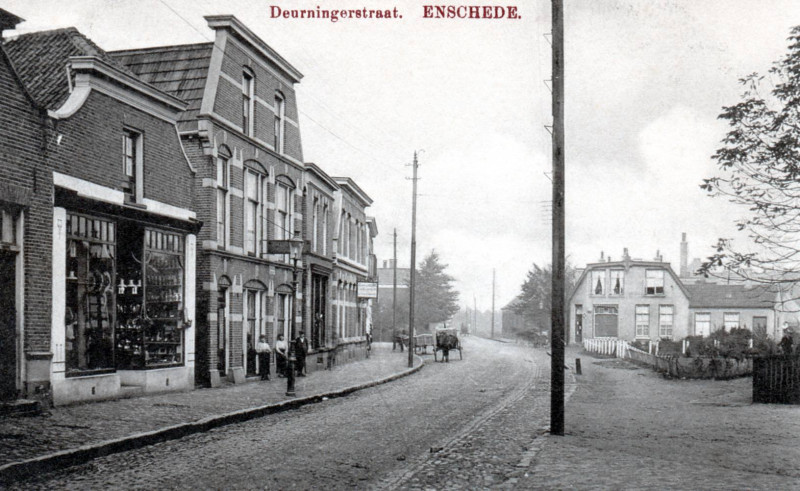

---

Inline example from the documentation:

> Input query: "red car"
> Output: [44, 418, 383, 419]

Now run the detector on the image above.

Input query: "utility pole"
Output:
[392, 228, 397, 344]
[407, 151, 419, 368]
[550, 0, 566, 436]
[491, 269, 496, 339]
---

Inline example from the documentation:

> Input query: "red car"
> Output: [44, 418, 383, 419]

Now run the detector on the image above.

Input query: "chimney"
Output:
[655, 249, 662, 262]
[382, 260, 387, 268]
[680, 232, 688, 277]
[600, 251, 604, 262]
[623, 248, 630, 261]
[0, 9, 24, 41]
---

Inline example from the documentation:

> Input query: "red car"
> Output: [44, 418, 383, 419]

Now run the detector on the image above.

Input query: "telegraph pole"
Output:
[550, 0, 566, 436]
[392, 228, 397, 344]
[491, 269, 496, 339]
[407, 151, 419, 368]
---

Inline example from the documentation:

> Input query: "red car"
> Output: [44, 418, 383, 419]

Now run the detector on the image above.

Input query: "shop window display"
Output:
[65, 214, 116, 375]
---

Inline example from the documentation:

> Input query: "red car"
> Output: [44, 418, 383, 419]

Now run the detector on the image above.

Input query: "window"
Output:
[274, 93, 285, 153]
[312, 197, 319, 253]
[244, 170, 264, 256]
[636, 305, 650, 337]
[695, 312, 711, 337]
[216, 156, 229, 248]
[276, 293, 289, 343]
[723, 312, 740, 331]
[645, 269, 664, 295]
[275, 181, 292, 241]
[0, 208, 17, 245]
[322, 204, 329, 256]
[123, 130, 142, 202]
[591, 270, 605, 295]
[610, 270, 624, 295]
[659, 305, 674, 338]
[65, 214, 116, 374]
[242, 68, 255, 137]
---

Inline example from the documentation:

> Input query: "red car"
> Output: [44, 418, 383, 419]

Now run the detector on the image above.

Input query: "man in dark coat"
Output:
[294, 331, 309, 376]
[780, 327, 794, 355]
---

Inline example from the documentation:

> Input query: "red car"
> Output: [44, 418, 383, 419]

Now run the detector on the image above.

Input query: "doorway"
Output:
[0, 251, 17, 400]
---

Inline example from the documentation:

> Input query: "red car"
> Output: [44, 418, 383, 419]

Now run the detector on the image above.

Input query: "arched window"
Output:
[216, 145, 232, 249]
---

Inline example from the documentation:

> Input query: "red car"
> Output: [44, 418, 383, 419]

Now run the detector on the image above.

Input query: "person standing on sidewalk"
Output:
[275, 334, 288, 377]
[780, 327, 794, 355]
[255, 335, 272, 380]
[295, 331, 309, 376]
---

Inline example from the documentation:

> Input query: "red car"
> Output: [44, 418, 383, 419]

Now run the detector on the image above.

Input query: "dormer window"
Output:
[242, 68, 255, 137]
[610, 270, 624, 295]
[645, 269, 664, 295]
[122, 129, 143, 202]
[591, 270, 605, 295]
[274, 93, 285, 153]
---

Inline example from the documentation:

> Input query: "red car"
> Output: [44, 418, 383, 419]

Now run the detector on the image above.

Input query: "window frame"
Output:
[274, 93, 285, 154]
[635, 304, 650, 338]
[658, 305, 674, 338]
[244, 168, 265, 256]
[723, 312, 740, 331]
[242, 68, 255, 137]
[645, 269, 665, 295]
[122, 129, 144, 202]
[609, 269, 624, 296]
[216, 155, 230, 249]
[590, 270, 605, 296]
[695, 312, 711, 337]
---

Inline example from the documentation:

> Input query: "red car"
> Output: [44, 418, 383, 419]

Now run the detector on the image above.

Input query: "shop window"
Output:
[65, 214, 116, 375]
[645, 269, 664, 295]
[116, 225, 185, 369]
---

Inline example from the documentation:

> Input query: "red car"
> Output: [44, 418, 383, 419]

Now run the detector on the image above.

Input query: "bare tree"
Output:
[702, 26, 800, 289]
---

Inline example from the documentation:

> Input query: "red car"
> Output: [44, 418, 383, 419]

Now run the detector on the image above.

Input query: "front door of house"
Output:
[575, 305, 583, 343]
[0, 251, 17, 400]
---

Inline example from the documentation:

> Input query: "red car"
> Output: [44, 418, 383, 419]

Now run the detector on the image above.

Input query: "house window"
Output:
[659, 305, 674, 338]
[645, 269, 664, 295]
[123, 129, 142, 201]
[695, 312, 711, 337]
[244, 169, 264, 256]
[322, 203, 329, 256]
[312, 197, 319, 253]
[275, 181, 292, 241]
[0, 209, 17, 245]
[591, 270, 605, 295]
[242, 68, 255, 137]
[610, 270, 624, 295]
[635, 305, 650, 337]
[216, 156, 229, 248]
[723, 312, 740, 331]
[274, 93, 285, 153]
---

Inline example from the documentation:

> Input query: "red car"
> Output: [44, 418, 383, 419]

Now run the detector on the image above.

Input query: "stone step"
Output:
[119, 385, 144, 399]
[0, 399, 42, 417]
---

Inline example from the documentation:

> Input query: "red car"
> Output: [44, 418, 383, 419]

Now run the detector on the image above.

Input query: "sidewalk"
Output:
[523, 350, 800, 490]
[0, 344, 421, 482]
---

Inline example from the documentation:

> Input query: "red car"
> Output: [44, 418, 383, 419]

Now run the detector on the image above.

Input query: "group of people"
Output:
[254, 332, 310, 380]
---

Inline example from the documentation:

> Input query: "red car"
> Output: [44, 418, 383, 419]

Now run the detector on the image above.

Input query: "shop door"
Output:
[0, 252, 17, 400]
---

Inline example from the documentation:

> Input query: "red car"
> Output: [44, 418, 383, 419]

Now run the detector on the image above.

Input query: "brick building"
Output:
[3, 20, 200, 404]
[331, 177, 376, 361]
[0, 10, 52, 402]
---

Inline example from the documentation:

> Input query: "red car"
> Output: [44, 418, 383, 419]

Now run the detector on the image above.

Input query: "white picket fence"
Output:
[582, 338, 632, 358]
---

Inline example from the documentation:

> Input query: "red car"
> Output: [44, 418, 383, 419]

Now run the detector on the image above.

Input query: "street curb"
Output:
[0, 356, 425, 484]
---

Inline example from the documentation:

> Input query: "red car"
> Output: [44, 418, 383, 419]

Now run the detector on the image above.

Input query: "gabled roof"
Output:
[333, 177, 373, 207]
[686, 283, 776, 309]
[110, 43, 213, 125]
[4, 27, 135, 109]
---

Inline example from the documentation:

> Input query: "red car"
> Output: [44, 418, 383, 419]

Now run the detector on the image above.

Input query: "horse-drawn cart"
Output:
[434, 328, 462, 362]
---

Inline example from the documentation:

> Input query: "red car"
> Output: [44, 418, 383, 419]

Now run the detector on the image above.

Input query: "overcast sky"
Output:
[6, 0, 800, 310]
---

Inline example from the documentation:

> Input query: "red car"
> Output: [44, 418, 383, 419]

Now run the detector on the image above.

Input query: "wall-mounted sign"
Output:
[357, 282, 378, 299]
